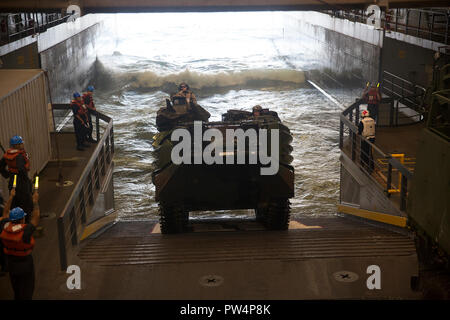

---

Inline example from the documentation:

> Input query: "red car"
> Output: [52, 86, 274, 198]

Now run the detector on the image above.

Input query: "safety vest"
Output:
[362, 117, 376, 138]
[82, 93, 95, 110]
[71, 99, 87, 116]
[2, 148, 30, 174]
[367, 88, 380, 104]
[0, 222, 35, 256]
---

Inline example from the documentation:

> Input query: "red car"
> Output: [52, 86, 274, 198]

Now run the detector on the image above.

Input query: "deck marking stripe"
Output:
[337, 204, 407, 228]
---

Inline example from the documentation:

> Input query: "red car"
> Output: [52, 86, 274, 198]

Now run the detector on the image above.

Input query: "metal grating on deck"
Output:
[78, 218, 416, 266]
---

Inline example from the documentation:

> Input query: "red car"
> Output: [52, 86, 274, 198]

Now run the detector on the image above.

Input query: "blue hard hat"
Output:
[9, 207, 27, 221]
[87, 85, 94, 92]
[73, 92, 81, 98]
[10, 135, 23, 145]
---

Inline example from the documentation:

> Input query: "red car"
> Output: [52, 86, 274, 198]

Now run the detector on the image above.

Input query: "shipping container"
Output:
[0, 69, 51, 199]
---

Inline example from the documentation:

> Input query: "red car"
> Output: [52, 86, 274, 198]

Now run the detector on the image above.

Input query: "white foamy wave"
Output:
[129, 68, 306, 90]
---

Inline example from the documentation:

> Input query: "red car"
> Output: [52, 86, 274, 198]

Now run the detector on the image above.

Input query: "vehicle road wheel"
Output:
[255, 205, 266, 222]
[263, 198, 290, 230]
[159, 203, 189, 234]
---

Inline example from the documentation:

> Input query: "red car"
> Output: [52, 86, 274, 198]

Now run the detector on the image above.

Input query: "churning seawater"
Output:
[91, 12, 359, 221]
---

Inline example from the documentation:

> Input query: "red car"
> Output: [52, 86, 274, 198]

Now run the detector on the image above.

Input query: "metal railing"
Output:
[382, 71, 426, 106]
[52, 105, 114, 271]
[323, 8, 450, 45]
[385, 8, 449, 45]
[0, 12, 72, 45]
[339, 99, 413, 212]
[374, 96, 425, 127]
[379, 71, 426, 126]
[324, 9, 367, 24]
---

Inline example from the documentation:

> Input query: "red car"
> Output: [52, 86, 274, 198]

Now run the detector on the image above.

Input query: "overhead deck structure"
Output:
[0, 0, 449, 13]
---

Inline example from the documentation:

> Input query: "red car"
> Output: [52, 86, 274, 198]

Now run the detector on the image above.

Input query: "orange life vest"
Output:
[367, 88, 380, 104]
[71, 99, 87, 116]
[2, 148, 30, 174]
[82, 93, 95, 110]
[0, 222, 35, 256]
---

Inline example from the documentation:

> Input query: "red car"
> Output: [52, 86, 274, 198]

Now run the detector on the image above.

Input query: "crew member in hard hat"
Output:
[362, 83, 381, 123]
[358, 110, 376, 174]
[82, 85, 97, 143]
[252, 105, 263, 117]
[0, 188, 40, 300]
[172, 82, 197, 105]
[71, 92, 89, 151]
[0, 135, 33, 222]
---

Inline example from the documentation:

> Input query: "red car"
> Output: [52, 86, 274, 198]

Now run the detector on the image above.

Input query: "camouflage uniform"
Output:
[173, 90, 197, 105]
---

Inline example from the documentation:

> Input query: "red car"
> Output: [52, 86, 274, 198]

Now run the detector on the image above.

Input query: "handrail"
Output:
[322, 8, 450, 45]
[383, 71, 426, 95]
[53, 104, 114, 270]
[389, 156, 413, 180]
[383, 71, 413, 86]
[58, 120, 112, 221]
[340, 112, 387, 157]
[0, 12, 72, 46]
[381, 70, 426, 126]
[339, 98, 414, 212]
[385, 8, 449, 44]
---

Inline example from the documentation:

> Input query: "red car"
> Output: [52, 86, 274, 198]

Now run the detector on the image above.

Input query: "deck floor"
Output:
[0, 131, 422, 300]
[68, 216, 420, 299]
[39, 132, 97, 219]
[1, 213, 421, 299]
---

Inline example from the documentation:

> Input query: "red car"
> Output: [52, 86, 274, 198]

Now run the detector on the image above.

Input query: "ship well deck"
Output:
[0, 131, 421, 300]
[1, 214, 420, 299]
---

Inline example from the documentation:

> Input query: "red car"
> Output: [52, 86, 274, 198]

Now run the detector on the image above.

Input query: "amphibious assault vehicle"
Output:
[152, 96, 294, 234]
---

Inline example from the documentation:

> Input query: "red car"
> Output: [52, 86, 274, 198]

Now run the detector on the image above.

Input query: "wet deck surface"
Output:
[79, 217, 416, 267]
[1, 214, 421, 299]
[0, 131, 424, 300]
[69, 216, 420, 299]
[39, 132, 97, 218]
